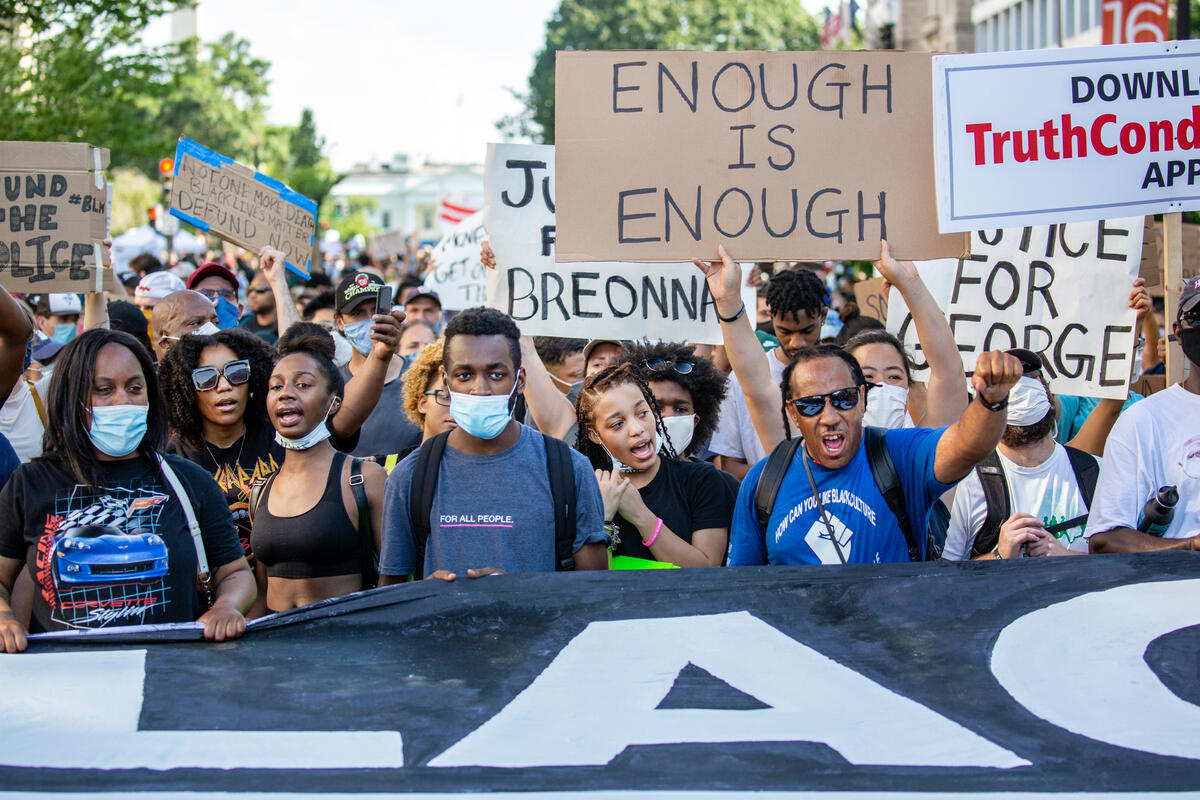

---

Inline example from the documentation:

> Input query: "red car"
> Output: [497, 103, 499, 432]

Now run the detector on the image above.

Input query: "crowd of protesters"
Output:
[0, 228, 1194, 655]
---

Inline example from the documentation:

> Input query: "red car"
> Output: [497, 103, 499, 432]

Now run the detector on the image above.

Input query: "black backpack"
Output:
[969, 446, 1099, 557]
[753, 427, 942, 562]
[408, 430, 577, 578]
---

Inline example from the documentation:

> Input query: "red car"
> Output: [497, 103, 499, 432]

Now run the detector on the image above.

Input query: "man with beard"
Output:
[1084, 277, 1200, 554]
[942, 349, 1098, 560]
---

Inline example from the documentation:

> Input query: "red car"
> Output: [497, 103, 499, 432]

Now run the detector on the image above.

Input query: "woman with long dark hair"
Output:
[576, 363, 734, 568]
[248, 324, 387, 614]
[0, 329, 253, 652]
[161, 329, 278, 568]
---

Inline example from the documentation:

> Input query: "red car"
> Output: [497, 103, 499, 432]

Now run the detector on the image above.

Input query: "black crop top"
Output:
[250, 451, 363, 579]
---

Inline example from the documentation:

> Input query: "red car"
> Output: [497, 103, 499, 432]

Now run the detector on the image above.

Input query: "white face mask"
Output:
[660, 414, 695, 455]
[193, 321, 219, 337]
[602, 430, 657, 473]
[862, 383, 910, 430]
[1006, 376, 1051, 426]
[274, 397, 337, 450]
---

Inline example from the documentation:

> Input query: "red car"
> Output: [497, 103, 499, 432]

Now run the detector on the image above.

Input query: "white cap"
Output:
[135, 271, 186, 300]
[39, 293, 83, 315]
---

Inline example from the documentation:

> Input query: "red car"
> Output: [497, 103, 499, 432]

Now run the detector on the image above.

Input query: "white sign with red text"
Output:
[933, 40, 1200, 232]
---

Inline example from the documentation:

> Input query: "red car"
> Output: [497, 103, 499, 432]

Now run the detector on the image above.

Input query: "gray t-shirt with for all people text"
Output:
[379, 425, 605, 577]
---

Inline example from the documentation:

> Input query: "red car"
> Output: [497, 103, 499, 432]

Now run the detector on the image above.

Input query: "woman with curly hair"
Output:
[576, 362, 734, 568]
[249, 324, 387, 613]
[161, 329, 283, 572]
[620, 340, 726, 461]
[401, 339, 456, 444]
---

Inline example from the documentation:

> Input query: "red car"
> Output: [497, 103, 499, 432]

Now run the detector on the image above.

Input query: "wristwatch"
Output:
[977, 393, 1009, 412]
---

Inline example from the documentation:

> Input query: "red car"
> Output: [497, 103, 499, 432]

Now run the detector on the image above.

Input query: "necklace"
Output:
[204, 428, 247, 471]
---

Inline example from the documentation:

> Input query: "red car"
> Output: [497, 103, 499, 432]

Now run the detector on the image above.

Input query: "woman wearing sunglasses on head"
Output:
[620, 341, 727, 463]
[0, 329, 253, 653]
[576, 363, 735, 568]
[247, 324, 387, 615]
[161, 329, 280, 581]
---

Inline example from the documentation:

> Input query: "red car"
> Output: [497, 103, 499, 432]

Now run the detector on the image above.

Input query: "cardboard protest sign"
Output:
[932, 40, 1200, 232]
[367, 231, 407, 260]
[484, 143, 753, 344]
[427, 211, 486, 310]
[0, 141, 113, 292]
[886, 219, 1144, 399]
[553, 50, 967, 263]
[169, 136, 316, 278]
[853, 277, 888, 323]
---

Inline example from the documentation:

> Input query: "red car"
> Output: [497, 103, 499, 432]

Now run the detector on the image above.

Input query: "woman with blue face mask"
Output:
[0, 329, 255, 652]
[248, 324, 388, 616]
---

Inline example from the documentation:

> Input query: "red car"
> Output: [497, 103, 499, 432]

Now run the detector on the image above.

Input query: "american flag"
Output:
[438, 196, 481, 226]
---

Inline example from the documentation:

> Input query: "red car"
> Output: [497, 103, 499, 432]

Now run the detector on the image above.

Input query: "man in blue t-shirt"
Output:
[728, 344, 1021, 566]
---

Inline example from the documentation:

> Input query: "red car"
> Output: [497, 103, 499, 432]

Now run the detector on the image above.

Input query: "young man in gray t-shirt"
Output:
[378, 308, 607, 581]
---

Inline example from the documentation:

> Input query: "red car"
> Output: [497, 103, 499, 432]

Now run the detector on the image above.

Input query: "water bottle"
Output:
[1137, 486, 1178, 537]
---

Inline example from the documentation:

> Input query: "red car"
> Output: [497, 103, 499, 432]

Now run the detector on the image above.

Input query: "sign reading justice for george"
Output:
[553, 50, 967, 263]
[887, 219, 1143, 399]
[169, 136, 317, 278]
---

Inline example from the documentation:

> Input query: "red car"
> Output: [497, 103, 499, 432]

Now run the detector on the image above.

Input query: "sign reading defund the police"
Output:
[887, 219, 1143, 399]
[933, 40, 1200, 232]
[484, 143, 754, 344]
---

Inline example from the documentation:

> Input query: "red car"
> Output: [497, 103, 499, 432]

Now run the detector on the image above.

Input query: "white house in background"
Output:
[328, 154, 484, 243]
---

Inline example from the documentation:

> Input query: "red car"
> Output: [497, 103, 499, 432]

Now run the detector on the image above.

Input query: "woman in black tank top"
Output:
[249, 324, 388, 615]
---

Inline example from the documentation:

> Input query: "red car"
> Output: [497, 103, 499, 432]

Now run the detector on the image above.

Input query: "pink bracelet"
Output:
[643, 517, 664, 548]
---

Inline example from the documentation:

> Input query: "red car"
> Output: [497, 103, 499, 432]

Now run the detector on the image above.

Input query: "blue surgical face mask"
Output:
[52, 322, 77, 344]
[274, 397, 337, 451]
[88, 404, 148, 457]
[341, 319, 373, 357]
[214, 296, 240, 330]
[447, 378, 519, 440]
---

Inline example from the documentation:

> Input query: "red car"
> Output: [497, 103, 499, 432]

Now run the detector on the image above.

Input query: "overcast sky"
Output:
[146, 0, 561, 170]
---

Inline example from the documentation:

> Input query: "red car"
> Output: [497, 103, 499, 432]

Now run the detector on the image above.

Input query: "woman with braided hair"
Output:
[576, 363, 735, 568]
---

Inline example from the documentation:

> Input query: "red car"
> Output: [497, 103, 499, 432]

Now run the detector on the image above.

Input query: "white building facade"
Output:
[972, 0, 1103, 51]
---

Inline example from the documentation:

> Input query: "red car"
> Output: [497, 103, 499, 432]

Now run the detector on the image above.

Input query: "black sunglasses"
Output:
[192, 359, 251, 392]
[791, 386, 861, 417]
[643, 357, 695, 375]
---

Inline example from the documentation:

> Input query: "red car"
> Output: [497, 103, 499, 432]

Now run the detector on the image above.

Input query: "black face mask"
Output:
[1179, 326, 1200, 366]
[756, 320, 775, 337]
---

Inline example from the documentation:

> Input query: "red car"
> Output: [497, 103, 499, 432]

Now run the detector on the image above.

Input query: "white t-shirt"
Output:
[944, 444, 1098, 560]
[708, 350, 788, 466]
[1084, 383, 1200, 542]
[0, 380, 46, 462]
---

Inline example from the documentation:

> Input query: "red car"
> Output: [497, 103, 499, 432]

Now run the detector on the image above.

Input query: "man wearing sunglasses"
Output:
[1084, 277, 1200, 555]
[727, 344, 1022, 566]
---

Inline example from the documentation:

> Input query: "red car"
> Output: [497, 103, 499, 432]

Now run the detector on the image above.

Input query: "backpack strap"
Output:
[864, 426, 921, 562]
[156, 454, 208, 578]
[1045, 446, 1101, 536]
[543, 435, 578, 571]
[27, 381, 46, 428]
[348, 456, 377, 588]
[970, 450, 1010, 558]
[754, 437, 803, 548]
[408, 431, 451, 579]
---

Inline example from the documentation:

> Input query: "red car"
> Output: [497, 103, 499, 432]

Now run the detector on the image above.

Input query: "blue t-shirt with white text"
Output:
[728, 427, 952, 566]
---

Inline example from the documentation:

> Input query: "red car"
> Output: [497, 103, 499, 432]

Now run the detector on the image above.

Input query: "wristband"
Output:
[977, 392, 1009, 412]
[716, 303, 746, 323]
[992, 545, 1004, 560]
[642, 517, 664, 548]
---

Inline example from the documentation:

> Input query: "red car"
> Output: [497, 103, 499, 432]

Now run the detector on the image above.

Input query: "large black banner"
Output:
[2, 553, 1199, 795]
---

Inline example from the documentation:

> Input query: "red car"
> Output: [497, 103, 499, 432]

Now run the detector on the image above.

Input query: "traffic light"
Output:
[158, 158, 174, 178]
[148, 206, 158, 223]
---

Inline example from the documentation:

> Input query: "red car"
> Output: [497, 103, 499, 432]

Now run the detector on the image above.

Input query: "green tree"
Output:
[320, 196, 378, 242]
[282, 108, 339, 212]
[503, 0, 821, 143]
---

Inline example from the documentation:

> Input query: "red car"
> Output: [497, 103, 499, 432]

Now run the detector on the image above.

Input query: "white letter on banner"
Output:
[430, 611, 1027, 768]
[992, 578, 1200, 760]
[0, 649, 404, 769]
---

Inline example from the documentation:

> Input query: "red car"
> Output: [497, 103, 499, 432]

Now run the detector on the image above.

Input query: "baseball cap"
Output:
[33, 293, 83, 316]
[1178, 276, 1200, 320]
[135, 270, 186, 301]
[30, 332, 64, 363]
[336, 271, 384, 315]
[187, 261, 239, 292]
[583, 339, 623, 364]
[1004, 348, 1046, 375]
[404, 286, 442, 308]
